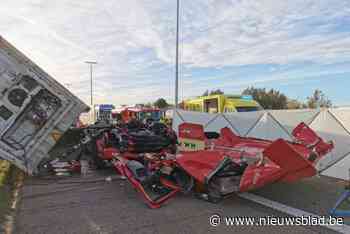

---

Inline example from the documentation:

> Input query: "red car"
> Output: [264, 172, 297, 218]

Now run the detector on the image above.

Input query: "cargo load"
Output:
[0, 36, 89, 175]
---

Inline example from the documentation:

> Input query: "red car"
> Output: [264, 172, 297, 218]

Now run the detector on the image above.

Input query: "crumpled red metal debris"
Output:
[110, 122, 333, 208]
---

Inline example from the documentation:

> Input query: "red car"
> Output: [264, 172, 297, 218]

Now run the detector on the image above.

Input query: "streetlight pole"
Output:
[85, 61, 97, 122]
[85, 61, 97, 106]
[175, 0, 180, 108]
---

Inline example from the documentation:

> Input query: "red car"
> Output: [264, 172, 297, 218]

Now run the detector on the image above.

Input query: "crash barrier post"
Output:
[329, 169, 350, 217]
[172, 108, 350, 181]
[329, 190, 350, 217]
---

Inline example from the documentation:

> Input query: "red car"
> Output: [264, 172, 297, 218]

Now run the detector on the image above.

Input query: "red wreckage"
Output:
[47, 120, 333, 209]
[0, 36, 335, 209]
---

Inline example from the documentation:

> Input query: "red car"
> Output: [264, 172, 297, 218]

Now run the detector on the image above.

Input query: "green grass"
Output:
[0, 165, 19, 231]
[0, 185, 11, 216]
[0, 160, 11, 186]
[0, 160, 11, 223]
[0, 188, 10, 231]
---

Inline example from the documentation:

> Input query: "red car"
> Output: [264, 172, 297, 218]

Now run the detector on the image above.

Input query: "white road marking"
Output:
[238, 192, 350, 234]
[83, 214, 108, 234]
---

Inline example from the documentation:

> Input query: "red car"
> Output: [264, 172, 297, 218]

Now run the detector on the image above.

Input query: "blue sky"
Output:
[1, 0, 350, 106]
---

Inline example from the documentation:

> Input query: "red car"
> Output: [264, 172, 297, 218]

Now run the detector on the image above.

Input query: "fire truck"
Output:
[113, 106, 162, 123]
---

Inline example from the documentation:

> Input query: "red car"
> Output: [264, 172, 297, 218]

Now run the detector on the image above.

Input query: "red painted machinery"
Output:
[108, 122, 333, 208]
[51, 121, 332, 208]
[115, 107, 162, 123]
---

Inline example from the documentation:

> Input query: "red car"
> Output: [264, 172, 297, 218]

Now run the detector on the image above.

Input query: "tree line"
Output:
[150, 87, 332, 110]
[242, 87, 332, 110]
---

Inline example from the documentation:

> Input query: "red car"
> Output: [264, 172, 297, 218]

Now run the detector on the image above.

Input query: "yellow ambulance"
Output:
[183, 94, 262, 113]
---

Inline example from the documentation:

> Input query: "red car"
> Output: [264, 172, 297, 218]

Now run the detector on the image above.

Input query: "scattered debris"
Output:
[110, 122, 333, 208]
[0, 36, 336, 210]
[44, 120, 332, 208]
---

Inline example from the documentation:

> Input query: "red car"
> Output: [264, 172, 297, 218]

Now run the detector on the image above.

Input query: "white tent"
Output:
[173, 108, 350, 180]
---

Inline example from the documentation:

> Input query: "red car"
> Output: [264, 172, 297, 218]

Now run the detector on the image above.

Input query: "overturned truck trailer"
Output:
[0, 36, 89, 175]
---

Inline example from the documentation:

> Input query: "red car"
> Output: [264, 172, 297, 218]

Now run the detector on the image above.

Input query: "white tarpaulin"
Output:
[173, 108, 350, 180]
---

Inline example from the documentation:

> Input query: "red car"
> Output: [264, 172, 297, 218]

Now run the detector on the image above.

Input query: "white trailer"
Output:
[0, 36, 89, 175]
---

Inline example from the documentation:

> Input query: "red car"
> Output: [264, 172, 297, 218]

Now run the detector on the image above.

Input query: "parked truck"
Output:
[0, 36, 89, 175]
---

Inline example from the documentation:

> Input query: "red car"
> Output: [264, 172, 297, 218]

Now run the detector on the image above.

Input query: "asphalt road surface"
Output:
[14, 170, 346, 234]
